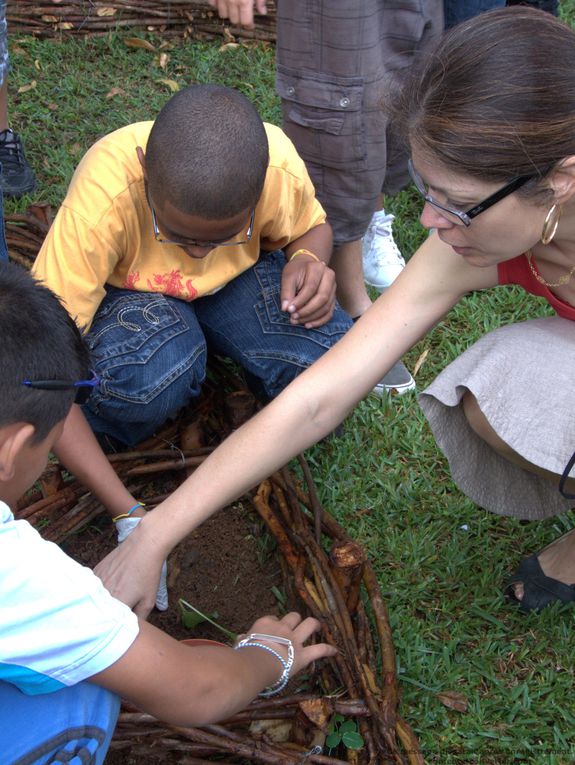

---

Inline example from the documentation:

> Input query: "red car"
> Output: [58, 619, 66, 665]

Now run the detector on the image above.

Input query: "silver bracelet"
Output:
[234, 632, 294, 697]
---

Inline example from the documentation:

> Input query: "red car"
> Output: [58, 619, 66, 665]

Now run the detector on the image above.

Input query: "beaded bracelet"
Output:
[288, 248, 321, 264]
[112, 502, 145, 523]
[234, 632, 295, 697]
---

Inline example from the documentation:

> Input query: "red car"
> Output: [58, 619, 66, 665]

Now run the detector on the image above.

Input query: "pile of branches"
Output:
[17, 384, 423, 764]
[11, 209, 422, 764]
[5, 203, 52, 271]
[8, 1, 277, 42]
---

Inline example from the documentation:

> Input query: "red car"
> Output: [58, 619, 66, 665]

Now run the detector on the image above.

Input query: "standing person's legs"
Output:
[330, 240, 371, 318]
[0, 679, 120, 765]
[276, 0, 442, 393]
[82, 287, 207, 448]
[194, 250, 352, 399]
[276, 0, 387, 317]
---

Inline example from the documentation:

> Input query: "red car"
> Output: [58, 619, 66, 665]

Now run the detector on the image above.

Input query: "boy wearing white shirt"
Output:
[0, 262, 335, 764]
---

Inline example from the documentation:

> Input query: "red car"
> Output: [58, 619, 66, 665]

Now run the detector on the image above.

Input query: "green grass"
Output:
[6, 22, 574, 765]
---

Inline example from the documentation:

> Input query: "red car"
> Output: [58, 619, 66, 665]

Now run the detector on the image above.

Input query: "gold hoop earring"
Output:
[540, 203, 562, 245]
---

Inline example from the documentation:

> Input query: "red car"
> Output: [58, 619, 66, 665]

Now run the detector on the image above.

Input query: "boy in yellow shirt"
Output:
[34, 83, 351, 450]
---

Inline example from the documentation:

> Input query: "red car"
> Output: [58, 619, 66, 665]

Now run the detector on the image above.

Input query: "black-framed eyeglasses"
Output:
[408, 159, 535, 227]
[22, 370, 100, 405]
[150, 202, 255, 249]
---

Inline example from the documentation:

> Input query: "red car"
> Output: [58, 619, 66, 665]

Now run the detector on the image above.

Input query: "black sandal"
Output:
[506, 554, 575, 612]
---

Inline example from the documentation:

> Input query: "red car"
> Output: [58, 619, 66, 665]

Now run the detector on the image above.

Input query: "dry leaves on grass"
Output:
[436, 690, 469, 713]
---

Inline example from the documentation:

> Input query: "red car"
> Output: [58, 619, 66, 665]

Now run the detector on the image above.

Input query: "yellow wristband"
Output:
[112, 501, 145, 523]
[288, 248, 321, 264]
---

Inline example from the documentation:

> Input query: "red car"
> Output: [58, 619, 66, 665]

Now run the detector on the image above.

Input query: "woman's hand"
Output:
[94, 515, 166, 618]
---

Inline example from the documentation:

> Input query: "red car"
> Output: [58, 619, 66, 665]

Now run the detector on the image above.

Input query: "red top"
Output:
[497, 254, 575, 321]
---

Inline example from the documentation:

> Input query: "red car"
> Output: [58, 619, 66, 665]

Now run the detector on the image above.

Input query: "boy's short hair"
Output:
[145, 84, 269, 219]
[0, 263, 90, 442]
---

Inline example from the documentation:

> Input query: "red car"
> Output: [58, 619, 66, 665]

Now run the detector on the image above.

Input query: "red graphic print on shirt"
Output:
[146, 270, 198, 301]
[123, 271, 140, 290]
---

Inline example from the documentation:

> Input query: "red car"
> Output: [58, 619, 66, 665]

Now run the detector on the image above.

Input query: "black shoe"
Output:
[0, 129, 36, 198]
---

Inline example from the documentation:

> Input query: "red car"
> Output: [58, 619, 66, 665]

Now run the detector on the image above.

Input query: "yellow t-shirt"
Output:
[33, 122, 326, 331]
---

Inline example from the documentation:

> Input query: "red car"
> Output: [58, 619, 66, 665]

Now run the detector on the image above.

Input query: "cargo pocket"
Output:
[276, 67, 365, 169]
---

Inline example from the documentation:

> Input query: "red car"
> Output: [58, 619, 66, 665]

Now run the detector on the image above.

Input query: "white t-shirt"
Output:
[0, 501, 139, 695]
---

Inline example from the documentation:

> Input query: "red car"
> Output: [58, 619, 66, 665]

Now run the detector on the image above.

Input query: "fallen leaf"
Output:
[412, 348, 429, 377]
[156, 78, 180, 93]
[436, 690, 468, 713]
[124, 37, 156, 52]
[106, 87, 125, 100]
[34, 59, 42, 71]
[39, 464, 63, 497]
[158, 52, 169, 70]
[47, 102, 58, 111]
[219, 43, 240, 52]
[249, 719, 293, 743]
[69, 142, 82, 156]
[299, 698, 331, 732]
[96, 7, 117, 16]
[41, 15, 58, 23]
[17, 80, 37, 94]
[56, 22, 74, 30]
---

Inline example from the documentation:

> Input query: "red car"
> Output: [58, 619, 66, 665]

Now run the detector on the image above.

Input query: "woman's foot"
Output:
[507, 528, 575, 611]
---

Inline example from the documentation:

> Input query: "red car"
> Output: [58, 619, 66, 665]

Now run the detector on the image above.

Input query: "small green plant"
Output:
[178, 598, 236, 641]
[270, 585, 288, 609]
[325, 714, 364, 753]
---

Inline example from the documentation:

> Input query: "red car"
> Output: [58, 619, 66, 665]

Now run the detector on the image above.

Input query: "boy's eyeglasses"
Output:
[22, 370, 100, 405]
[407, 159, 535, 226]
[150, 203, 255, 249]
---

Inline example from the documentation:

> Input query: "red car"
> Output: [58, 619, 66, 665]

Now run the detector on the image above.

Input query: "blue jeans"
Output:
[444, 0, 504, 28]
[0, 679, 119, 765]
[0, 192, 7, 261]
[83, 250, 352, 447]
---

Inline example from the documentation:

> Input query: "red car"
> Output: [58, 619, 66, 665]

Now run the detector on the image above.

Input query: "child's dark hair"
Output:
[0, 262, 90, 442]
[145, 84, 269, 219]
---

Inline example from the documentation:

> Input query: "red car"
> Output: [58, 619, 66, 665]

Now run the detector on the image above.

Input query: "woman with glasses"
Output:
[98, 7, 575, 616]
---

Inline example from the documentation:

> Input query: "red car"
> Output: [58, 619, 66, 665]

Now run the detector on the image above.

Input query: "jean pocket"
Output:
[84, 290, 206, 408]
[253, 255, 352, 354]
[85, 291, 191, 360]
[276, 67, 365, 168]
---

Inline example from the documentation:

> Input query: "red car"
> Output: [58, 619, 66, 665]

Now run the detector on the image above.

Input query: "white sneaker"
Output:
[362, 210, 406, 291]
[372, 360, 416, 396]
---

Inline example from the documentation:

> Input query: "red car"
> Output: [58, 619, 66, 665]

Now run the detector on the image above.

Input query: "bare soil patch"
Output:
[62, 499, 283, 644]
